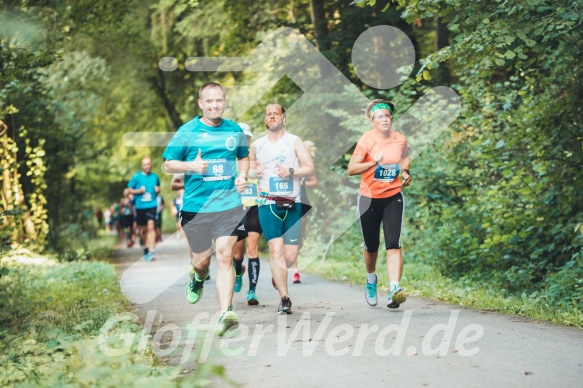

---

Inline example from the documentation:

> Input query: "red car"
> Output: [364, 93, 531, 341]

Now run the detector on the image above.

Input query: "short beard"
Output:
[267, 122, 284, 133]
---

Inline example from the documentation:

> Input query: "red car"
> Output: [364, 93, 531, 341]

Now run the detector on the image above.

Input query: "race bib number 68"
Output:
[203, 159, 232, 181]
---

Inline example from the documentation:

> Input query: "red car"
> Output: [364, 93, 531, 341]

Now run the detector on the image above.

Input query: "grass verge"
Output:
[304, 258, 583, 328]
[0, 249, 224, 386]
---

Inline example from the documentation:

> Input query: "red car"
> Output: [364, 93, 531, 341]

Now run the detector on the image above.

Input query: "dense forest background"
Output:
[1, 0, 582, 313]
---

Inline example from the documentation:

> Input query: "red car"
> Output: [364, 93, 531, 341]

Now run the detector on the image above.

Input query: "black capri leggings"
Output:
[357, 192, 404, 252]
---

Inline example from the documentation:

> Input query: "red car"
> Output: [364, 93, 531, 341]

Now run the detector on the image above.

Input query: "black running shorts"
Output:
[180, 207, 247, 254]
[357, 192, 404, 252]
[136, 207, 157, 226]
[245, 205, 262, 234]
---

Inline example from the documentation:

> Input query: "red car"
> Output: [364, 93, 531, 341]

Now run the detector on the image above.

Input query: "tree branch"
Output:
[149, 68, 183, 130]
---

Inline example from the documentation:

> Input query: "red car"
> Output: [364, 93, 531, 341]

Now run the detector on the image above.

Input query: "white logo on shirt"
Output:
[225, 136, 237, 151]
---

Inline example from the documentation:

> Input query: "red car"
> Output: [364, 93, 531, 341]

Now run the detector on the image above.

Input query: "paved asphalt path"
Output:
[112, 234, 583, 387]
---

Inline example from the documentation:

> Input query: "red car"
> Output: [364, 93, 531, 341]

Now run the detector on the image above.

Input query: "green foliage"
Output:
[0, 255, 223, 386]
[1, 0, 581, 328]
[87, 233, 117, 260]
[327, 0, 583, 318]
[0, 208, 26, 284]
[0, 126, 48, 248]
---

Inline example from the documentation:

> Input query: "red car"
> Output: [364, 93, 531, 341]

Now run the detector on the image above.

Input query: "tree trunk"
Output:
[309, 0, 329, 51]
[435, 16, 451, 84]
[309, 0, 330, 78]
[149, 68, 183, 130]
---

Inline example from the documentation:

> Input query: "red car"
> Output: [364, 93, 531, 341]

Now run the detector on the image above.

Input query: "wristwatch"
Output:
[289, 167, 295, 176]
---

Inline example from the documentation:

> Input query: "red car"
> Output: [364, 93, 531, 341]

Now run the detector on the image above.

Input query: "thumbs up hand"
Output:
[189, 148, 208, 173]
[255, 161, 266, 179]
[275, 162, 290, 178]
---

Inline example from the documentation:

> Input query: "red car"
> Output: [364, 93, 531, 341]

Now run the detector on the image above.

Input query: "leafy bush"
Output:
[0, 255, 224, 386]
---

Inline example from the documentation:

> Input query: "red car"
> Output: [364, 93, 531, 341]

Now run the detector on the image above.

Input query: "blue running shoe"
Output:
[234, 264, 246, 293]
[365, 275, 378, 306]
[246, 288, 259, 305]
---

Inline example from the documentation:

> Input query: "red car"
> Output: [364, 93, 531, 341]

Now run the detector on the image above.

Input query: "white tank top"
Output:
[255, 132, 301, 204]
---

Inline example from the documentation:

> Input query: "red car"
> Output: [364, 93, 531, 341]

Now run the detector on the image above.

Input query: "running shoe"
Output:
[234, 264, 246, 293]
[387, 286, 407, 309]
[186, 268, 209, 304]
[217, 311, 239, 337]
[247, 288, 259, 305]
[190, 267, 210, 281]
[365, 275, 379, 306]
[293, 271, 301, 284]
[127, 240, 134, 248]
[272, 277, 278, 290]
[144, 250, 155, 261]
[278, 296, 292, 314]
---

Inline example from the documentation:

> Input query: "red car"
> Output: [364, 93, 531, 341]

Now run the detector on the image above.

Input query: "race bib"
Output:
[269, 177, 294, 194]
[241, 182, 258, 199]
[374, 163, 400, 183]
[203, 159, 232, 181]
[142, 192, 153, 202]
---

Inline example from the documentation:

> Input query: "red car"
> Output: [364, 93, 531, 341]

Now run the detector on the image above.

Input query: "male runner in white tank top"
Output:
[249, 103, 315, 314]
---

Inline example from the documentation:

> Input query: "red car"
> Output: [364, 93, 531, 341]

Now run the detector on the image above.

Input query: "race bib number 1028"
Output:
[374, 163, 400, 183]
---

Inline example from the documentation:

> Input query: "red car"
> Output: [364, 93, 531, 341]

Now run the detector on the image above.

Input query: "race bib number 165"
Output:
[269, 177, 294, 194]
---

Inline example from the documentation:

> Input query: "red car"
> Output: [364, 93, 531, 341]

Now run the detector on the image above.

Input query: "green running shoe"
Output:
[186, 268, 209, 304]
[234, 264, 246, 293]
[217, 311, 239, 337]
[365, 275, 379, 306]
[246, 288, 259, 305]
[189, 267, 210, 281]
[387, 286, 406, 309]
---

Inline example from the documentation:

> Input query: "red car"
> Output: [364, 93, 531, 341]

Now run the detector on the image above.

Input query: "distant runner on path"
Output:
[127, 157, 160, 261]
[232, 123, 263, 306]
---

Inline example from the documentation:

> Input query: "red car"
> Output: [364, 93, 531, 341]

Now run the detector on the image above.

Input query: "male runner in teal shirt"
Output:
[127, 157, 160, 261]
[163, 82, 249, 336]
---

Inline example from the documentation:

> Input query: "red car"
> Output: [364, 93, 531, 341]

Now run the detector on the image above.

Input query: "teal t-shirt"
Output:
[162, 117, 248, 213]
[128, 172, 160, 210]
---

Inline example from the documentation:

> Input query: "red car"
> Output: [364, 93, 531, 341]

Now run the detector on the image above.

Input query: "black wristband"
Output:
[403, 169, 410, 176]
